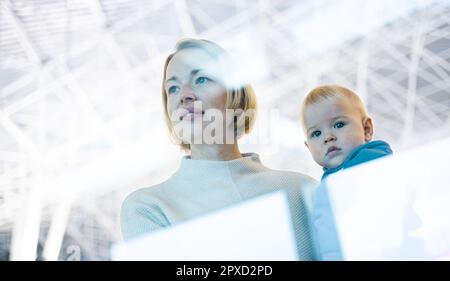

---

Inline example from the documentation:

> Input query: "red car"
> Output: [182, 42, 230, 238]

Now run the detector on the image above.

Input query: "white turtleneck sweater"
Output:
[120, 152, 319, 260]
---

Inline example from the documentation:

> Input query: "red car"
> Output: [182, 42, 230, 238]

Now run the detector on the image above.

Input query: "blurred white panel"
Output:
[327, 137, 450, 260]
[111, 191, 298, 261]
[0, 0, 449, 260]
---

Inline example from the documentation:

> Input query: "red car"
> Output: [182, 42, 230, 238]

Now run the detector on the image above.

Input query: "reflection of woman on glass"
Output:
[121, 39, 318, 260]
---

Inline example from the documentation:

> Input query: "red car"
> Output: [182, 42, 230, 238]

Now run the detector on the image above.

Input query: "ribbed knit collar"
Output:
[172, 152, 264, 180]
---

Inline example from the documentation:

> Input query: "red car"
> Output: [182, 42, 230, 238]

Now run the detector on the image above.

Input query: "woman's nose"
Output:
[180, 85, 196, 104]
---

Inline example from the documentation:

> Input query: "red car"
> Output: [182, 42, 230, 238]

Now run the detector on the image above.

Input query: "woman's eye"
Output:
[168, 86, 179, 95]
[311, 130, 321, 138]
[334, 121, 345, 129]
[195, 76, 209, 85]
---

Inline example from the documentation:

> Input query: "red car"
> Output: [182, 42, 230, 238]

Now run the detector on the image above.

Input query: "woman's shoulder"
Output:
[121, 178, 177, 209]
[259, 167, 318, 186]
[261, 168, 318, 200]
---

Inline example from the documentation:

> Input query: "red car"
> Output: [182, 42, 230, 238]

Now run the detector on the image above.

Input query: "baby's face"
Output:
[303, 97, 372, 169]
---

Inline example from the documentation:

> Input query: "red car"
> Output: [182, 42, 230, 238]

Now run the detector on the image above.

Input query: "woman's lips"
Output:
[180, 108, 204, 121]
[182, 112, 203, 121]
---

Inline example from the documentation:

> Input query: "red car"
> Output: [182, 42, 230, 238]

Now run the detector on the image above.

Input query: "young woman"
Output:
[120, 39, 318, 260]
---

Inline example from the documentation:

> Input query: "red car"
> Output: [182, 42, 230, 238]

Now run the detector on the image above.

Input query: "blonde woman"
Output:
[120, 39, 318, 260]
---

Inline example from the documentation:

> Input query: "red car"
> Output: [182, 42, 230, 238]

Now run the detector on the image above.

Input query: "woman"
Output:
[121, 39, 318, 260]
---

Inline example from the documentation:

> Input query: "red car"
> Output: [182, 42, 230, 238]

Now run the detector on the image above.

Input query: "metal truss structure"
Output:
[0, 0, 449, 260]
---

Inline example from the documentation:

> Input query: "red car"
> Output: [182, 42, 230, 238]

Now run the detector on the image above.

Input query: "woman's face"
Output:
[164, 47, 231, 145]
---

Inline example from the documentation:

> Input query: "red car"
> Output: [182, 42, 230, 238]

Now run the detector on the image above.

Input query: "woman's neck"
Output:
[189, 143, 242, 161]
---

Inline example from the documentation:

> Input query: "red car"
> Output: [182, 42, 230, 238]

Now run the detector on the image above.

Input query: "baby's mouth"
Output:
[326, 146, 341, 156]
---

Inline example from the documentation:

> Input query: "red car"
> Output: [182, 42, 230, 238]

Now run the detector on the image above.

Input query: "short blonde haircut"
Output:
[300, 85, 369, 130]
[162, 38, 258, 151]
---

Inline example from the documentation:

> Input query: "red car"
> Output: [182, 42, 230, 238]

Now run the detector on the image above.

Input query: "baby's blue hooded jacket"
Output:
[313, 140, 393, 260]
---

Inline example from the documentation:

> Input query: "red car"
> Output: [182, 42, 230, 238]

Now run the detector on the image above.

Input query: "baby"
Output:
[300, 85, 393, 260]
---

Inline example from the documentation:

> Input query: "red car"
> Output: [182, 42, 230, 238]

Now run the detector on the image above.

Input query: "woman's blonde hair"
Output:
[162, 38, 258, 151]
[300, 85, 369, 129]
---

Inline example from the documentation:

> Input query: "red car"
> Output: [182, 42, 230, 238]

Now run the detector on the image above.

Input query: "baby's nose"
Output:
[325, 134, 337, 143]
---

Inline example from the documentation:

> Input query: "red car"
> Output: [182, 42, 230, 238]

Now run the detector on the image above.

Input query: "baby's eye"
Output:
[311, 130, 321, 138]
[168, 85, 179, 95]
[334, 121, 345, 129]
[194, 76, 209, 85]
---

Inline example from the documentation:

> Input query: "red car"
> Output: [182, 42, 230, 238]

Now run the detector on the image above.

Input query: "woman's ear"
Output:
[233, 108, 250, 137]
[233, 108, 244, 128]
[363, 117, 374, 142]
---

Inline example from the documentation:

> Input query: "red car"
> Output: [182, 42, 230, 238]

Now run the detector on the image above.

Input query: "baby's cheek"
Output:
[316, 150, 326, 165]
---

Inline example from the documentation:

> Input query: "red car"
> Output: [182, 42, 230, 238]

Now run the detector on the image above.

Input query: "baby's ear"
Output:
[363, 117, 374, 142]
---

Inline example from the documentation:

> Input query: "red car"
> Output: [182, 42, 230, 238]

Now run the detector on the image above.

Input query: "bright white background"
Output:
[0, 0, 449, 260]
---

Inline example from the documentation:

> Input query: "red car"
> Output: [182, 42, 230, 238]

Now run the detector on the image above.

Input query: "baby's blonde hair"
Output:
[300, 85, 369, 130]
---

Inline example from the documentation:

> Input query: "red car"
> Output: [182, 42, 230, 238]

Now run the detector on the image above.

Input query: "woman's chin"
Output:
[176, 132, 203, 145]
[174, 122, 235, 145]
[182, 113, 203, 122]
